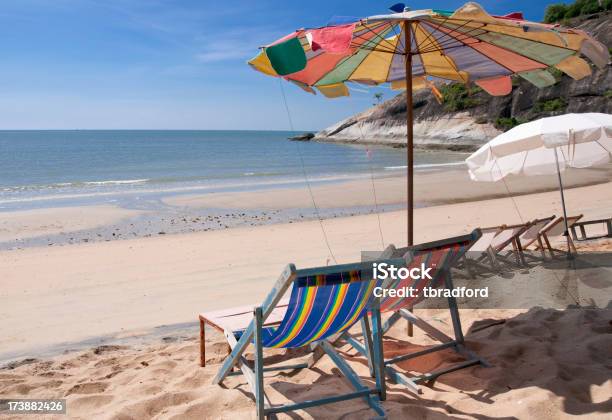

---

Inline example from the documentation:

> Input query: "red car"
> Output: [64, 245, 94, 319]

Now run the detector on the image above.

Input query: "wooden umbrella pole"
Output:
[404, 20, 414, 247]
[404, 20, 415, 338]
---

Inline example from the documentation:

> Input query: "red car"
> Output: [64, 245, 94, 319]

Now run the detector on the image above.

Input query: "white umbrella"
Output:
[466, 113, 612, 255]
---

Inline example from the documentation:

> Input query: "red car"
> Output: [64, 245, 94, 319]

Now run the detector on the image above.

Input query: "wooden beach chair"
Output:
[515, 215, 556, 260]
[520, 215, 582, 258]
[202, 258, 406, 419]
[465, 223, 530, 272]
[342, 229, 487, 395]
[537, 215, 583, 258]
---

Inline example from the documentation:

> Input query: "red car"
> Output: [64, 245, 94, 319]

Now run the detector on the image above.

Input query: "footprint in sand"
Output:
[70, 394, 114, 410]
[65, 381, 109, 395]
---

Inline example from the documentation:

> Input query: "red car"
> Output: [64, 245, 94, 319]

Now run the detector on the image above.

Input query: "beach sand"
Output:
[164, 166, 611, 209]
[0, 171, 611, 419]
[1, 305, 610, 419]
[0, 205, 143, 244]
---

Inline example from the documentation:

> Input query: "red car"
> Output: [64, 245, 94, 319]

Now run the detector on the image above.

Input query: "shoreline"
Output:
[313, 135, 483, 152]
[1, 164, 611, 250]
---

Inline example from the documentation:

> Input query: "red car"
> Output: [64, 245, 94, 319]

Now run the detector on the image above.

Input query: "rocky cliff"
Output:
[315, 12, 611, 151]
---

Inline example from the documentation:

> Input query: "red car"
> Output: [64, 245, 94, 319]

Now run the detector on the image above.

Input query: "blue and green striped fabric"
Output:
[255, 270, 378, 349]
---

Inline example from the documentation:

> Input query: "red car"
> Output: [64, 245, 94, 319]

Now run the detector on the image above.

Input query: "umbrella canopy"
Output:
[249, 2, 608, 97]
[466, 112, 612, 256]
[248, 2, 609, 246]
[466, 113, 612, 182]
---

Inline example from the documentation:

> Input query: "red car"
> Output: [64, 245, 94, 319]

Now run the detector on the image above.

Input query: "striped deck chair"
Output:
[207, 258, 406, 419]
[342, 229, 487, 394]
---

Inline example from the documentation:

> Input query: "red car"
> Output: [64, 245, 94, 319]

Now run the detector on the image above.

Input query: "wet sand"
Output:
[2, 165, 611, 250]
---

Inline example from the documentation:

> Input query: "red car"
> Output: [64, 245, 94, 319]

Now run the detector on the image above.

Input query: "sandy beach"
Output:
[2, 164, 611, 251]
[0, 205, 143, 244]
[0, 305, 610, 419]
[1, 0, 610, 418]
[1, 166, 611, 419]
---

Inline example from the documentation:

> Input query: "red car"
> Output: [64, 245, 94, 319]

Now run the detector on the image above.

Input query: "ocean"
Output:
[0, 130, 466, 211]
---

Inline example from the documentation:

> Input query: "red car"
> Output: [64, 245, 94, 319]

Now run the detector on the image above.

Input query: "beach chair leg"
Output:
[444, 272, 464, 344]
[515, 238, 527, 266]
[568, 236, 577, 254]
[340, 331, 368, 358]
[253, 307, 265, 420]
[542, 233, 555, 259]
[406, 306, 414, 337]
[213, 322, 255, 385]
[384, 365, 422, 393]
[319, 341, 385, 417]
[536, 235, 547, 260]
[360, 317, 375, 377]
[370, 306, 386, 401]
[382, 311, 402, 335]
[510, 240, 521, 266]
[199, 317, 206, 367]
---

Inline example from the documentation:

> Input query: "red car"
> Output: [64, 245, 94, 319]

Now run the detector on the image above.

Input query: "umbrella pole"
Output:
[404, 20, 415, 338]
[404, 20, 414, 247]
[554, 148, 572, 259]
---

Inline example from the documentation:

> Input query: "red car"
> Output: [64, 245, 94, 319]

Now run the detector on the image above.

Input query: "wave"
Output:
[0, 172, 377, 205]
[385, 161, 465, 170]
[83, 179, 150, 186]
[0, 161, 466, 206]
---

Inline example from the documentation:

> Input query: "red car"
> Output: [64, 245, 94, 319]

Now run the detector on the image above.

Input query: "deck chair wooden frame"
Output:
[206, 258, 406, 419]
[515, 215, 556, 261]
[570, 217, 612, 241]
[536, 215, 583, 258]
[465, 223, 530, 273]
[341, 230, 488, 395]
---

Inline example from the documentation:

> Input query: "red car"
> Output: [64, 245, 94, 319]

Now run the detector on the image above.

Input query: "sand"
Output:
[0, 205, 142, 244]
[0, 175, 611, 419]
[164, 166, 612, 209]
[1, 306, 610, 419]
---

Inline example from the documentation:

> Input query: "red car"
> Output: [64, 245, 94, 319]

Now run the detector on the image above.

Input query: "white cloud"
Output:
[194, 27, 281, 63]
[195, 46, 251, 63]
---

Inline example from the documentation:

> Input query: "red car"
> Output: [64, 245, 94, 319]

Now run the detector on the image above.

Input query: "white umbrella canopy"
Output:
[467, 113, 612, 182]
[466, 113, 612, 256]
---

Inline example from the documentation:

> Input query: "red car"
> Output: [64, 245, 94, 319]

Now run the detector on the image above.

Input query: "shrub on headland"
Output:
[495, 117, 525, 131]
[544, 0, 611, 23]
[533, 97, 567, 113]
[439, 83, 482, 112]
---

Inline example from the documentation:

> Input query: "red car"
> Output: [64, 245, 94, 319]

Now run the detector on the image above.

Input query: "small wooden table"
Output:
[199, 299, 289, 367]
[570, 218, 612, 241]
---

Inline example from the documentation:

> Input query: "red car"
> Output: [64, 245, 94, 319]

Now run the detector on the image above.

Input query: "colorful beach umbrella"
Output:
[248, 2, 609, 246]
[466, 113, 612, 256]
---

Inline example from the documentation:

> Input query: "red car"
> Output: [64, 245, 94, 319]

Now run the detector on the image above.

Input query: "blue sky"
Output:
[0, 0, 558, 130]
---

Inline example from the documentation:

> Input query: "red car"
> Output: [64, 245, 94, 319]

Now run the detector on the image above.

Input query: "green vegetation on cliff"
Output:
[544, 0, 611, 23]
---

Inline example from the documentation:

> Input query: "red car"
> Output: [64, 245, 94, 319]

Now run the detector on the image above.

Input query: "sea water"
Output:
[0, 130, 466, 210]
